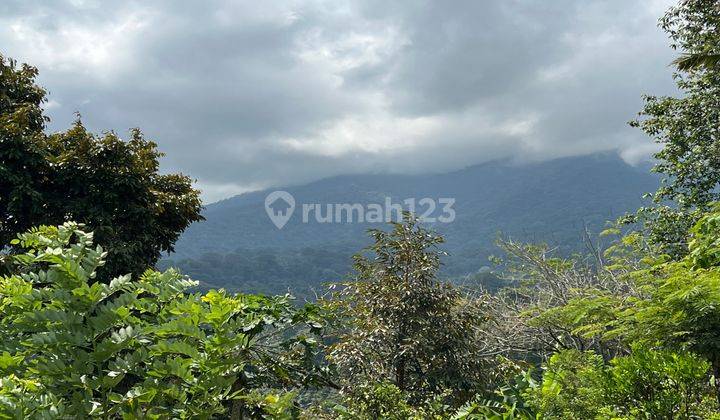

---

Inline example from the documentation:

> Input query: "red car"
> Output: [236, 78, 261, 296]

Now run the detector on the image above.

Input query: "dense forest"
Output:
[1, 0, 720, 418]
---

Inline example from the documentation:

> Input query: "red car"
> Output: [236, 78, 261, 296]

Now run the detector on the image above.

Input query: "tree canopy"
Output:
[327, 216, 490, 412]
[629, 0, 720, 257]
[0, 55, 203, 278]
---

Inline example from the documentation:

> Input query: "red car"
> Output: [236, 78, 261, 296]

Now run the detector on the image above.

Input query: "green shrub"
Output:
[526, 348, 711, 419]
[450, 371, 538, 420]
[332, 382, 432, 420]
[0, 222, 329, 418]
[604, 347, 710, 418]
[525, 350, 605, 419]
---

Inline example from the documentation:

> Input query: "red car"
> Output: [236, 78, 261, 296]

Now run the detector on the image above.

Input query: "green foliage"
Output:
[0, 55, 49, 249]
[604, 347, 710, 418]
[525, 350, 606, 419]
[504, 205, 720, 416]
[333, 382, 429, 420]
[451, 371, 538, 420]
[621, 206, 699, 259]
[673, 52, 720, 71]
[0, 222, 330, 418]
[328, 215, 490, 407]
[525, 348, 711, 419]
[593, 206, 720, 378]
[481, 202, 720, 418]
[688, 204, 720, 269]
[0, 54, 203, 279]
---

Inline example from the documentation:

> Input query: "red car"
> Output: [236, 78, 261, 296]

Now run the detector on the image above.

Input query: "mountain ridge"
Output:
[162, 152, 658, 295]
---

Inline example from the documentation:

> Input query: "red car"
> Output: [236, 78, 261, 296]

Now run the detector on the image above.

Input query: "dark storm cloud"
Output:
[0, 0, 677, 201]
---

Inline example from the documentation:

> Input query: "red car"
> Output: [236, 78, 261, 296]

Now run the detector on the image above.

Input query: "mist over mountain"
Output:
[161, 153, 658, 295]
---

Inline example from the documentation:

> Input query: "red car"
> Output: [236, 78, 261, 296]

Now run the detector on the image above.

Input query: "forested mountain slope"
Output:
[162, 153, 658, 295]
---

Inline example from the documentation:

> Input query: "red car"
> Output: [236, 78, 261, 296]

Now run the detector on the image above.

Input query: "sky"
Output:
[1, 0, 679, 202]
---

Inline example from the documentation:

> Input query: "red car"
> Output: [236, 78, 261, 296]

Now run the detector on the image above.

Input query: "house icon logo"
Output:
[264, 191, 295, 229]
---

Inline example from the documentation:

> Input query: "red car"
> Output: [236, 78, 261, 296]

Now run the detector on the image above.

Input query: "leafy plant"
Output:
[451, 371, 538, 420]
[524, 348, 711, 419]
[0, 222, 331, 418]
[332, 382, 427, 420]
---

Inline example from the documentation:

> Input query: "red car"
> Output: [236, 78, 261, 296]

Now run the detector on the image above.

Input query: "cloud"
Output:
[0, 0, 678, 202]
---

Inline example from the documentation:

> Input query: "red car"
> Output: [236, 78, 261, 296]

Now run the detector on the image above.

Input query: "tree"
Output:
[629, 0, 720, 256]
[0, 222, 331, 418]
[328, 216, 490, 409]
[0, 54, 203, 278]
[485, 238, 636, 362]
[0, 56, 50, 248]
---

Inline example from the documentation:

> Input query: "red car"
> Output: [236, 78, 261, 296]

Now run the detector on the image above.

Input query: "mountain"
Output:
[160, 153, 658, 296]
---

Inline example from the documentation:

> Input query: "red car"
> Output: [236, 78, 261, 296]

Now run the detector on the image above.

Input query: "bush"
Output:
[0, 223, 329, 418]
[526, 348, 712, 419]
[331, 382, 446, 420]
[604, 347, 710, 418]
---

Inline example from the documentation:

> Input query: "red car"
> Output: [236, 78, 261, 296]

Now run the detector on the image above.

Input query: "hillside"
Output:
[161, 153, 658, 295]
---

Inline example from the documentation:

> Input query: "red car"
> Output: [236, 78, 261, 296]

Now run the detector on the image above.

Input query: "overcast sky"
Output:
[1, 0, 679, 202]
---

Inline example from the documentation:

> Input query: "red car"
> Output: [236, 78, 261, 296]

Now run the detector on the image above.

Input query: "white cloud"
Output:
[2, 10, 148, 80]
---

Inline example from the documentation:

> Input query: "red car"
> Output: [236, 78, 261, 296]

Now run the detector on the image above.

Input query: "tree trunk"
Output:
[230, 401, 244, 420]
[230, 378, 246, 420]
[396, 357, 406, 391]
[713, 358, 720, 408]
